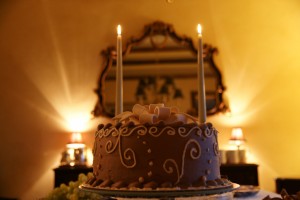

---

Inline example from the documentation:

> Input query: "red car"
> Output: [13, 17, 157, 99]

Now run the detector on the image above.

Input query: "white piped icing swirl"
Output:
[113, 104, 198, 125]
[91, 103, 225, 190]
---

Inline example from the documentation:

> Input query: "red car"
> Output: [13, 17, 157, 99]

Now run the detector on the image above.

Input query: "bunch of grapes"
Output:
[46, 172, 101, 200]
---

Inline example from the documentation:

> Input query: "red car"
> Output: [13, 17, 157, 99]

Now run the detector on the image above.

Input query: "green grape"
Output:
[45, 172, 102, 200]
[69, 181, 75, 188]
[78, 173, 87, 183]
[86, 172, 93, 180]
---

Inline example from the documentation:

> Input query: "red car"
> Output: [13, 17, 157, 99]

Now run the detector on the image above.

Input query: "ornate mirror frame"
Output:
[92, 21, 228, 117]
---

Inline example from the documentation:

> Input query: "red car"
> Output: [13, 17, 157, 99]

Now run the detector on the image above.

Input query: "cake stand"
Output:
[79, 183, 239, 200]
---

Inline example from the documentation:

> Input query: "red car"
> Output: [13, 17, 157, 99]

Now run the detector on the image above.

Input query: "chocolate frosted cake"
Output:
[85, 104, 231, 190]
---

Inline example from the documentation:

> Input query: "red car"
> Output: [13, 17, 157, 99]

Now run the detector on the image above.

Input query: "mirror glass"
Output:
[93, 21, 228, 117]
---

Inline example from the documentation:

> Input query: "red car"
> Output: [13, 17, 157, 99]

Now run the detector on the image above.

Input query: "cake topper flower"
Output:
[113, 104, 198, 125]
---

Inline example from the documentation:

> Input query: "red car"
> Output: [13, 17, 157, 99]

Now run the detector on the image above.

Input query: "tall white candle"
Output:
[115, 24, 123, 115]
[197, 24, 206, 123]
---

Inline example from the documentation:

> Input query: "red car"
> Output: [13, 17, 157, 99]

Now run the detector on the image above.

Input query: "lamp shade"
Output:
[229, 127, 246, 147]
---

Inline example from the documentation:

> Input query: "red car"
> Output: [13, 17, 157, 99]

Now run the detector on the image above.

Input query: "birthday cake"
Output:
[84, 104, 232, 190]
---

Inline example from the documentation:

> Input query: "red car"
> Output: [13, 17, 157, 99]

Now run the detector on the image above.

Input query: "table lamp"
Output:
[228, 127, 247, 163]
[229, 127, 246, 150]
[60, 132, 87, 166]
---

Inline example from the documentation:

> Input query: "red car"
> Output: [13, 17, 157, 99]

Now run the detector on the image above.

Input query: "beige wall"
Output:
[1, 0, 300, 199]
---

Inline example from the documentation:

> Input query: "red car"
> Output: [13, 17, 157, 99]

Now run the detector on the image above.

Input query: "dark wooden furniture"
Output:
[220, 163, 259, 186]
[53, 165, 93, 188]
[276, 178, 300, 194]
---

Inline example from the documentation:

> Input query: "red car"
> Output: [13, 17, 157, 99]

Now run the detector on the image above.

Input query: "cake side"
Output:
[86, 122, 230, 189]
[85, 104, 231, 190]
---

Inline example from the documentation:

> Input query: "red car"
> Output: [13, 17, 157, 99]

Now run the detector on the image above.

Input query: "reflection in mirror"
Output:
[93, 21, 228, 117]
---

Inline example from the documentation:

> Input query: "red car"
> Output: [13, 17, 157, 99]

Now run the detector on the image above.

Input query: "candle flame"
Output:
[117, 24, 122, 35]
[197, 24, 202, 35]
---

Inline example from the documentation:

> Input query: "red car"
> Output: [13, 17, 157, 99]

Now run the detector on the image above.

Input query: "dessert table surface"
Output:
[79, 186, 281, 200]
[234, 190, 281, 200]
[113, 190, 280, 200]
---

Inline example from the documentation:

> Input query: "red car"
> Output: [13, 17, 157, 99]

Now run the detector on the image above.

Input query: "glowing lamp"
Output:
[229, 127, 246, 149]
[227, 127, 247, 163]
[61, 132, 87, 166]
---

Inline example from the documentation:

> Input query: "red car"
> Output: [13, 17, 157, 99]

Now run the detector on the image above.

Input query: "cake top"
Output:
[113, 104, 199, 125]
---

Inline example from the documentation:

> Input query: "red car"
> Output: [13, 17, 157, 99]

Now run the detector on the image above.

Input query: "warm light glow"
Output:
[66, 113, 90, 132]
[117, 24, 122, 35]
[66, 143, 86, 149]
[86, 148, 93, 166]
[63, 132, 87, 166]
[20, 11, 98, 134]
[67, 148, 75, 160]
[67, 132, 86, 148]
[229, 127, 245, 147]
[216, 57, 276, 126]
[197, 24, 202, 35]
[71, 132, 82, 143]
[231, 127, 244, 140]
